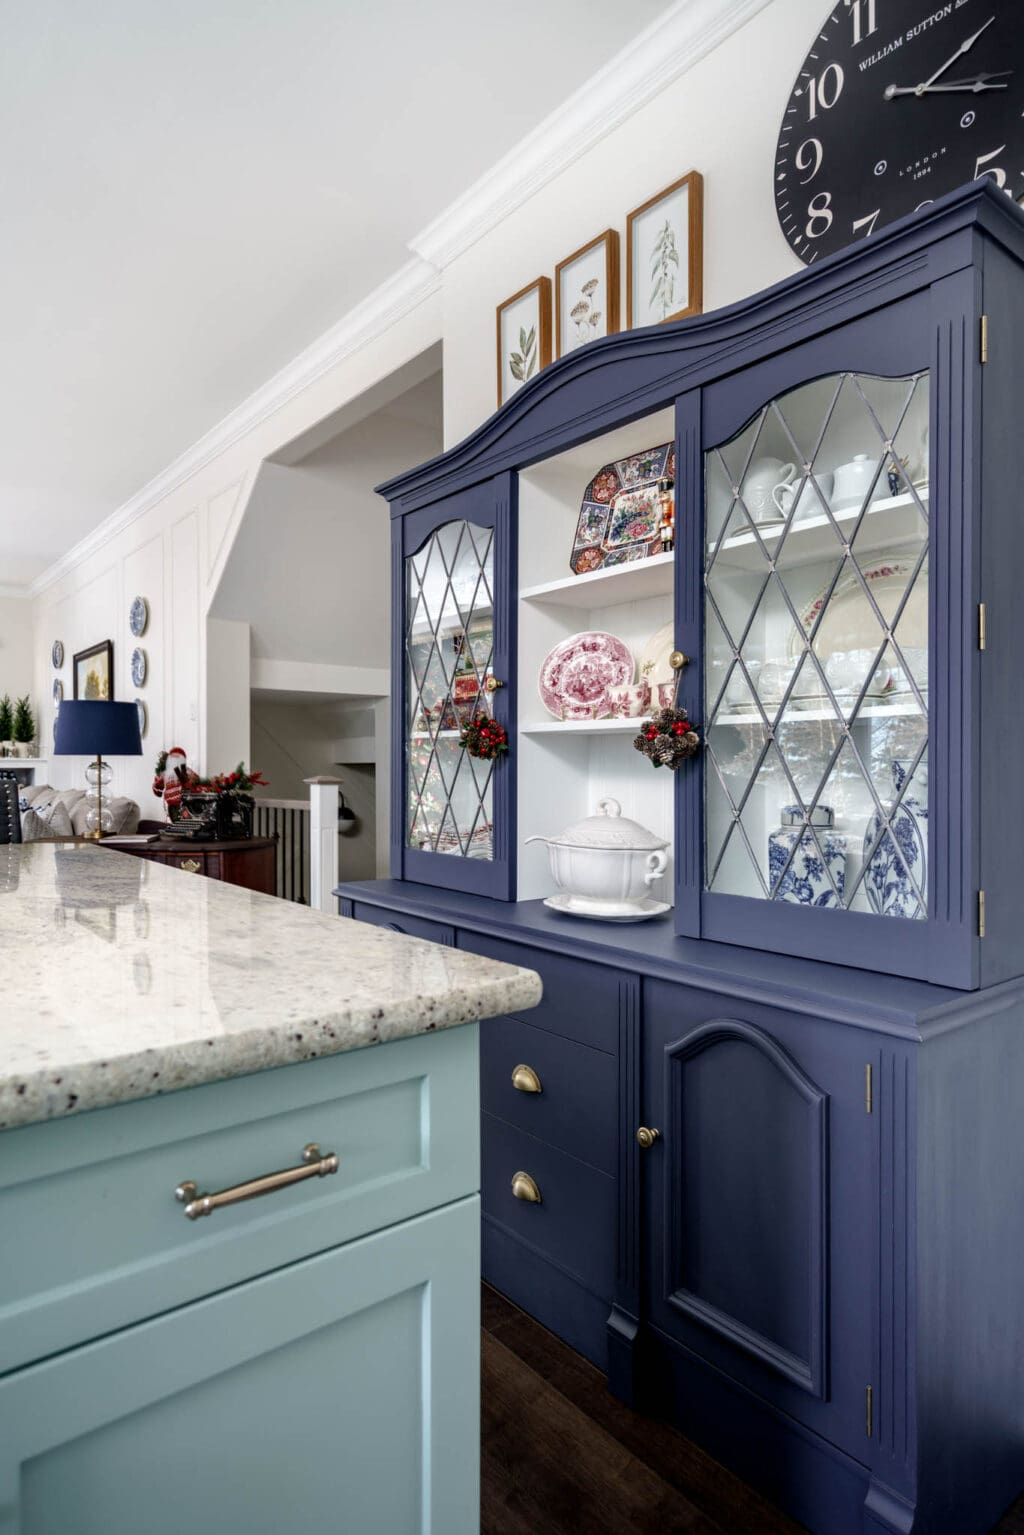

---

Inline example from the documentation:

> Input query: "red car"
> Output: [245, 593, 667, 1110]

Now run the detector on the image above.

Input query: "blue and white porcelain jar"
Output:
[768, 804, 846, 908]
[863, 759, 928, 920]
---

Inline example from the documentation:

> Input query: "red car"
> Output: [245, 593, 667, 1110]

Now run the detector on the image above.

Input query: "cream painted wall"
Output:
[442, 0, 815, 443]
[31, 291, 443, 807]
[0, 596, 35, 727]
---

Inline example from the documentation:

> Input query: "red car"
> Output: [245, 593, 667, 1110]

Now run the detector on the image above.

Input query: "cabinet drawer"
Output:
[481, 1014, 616, 1176]
[0, 1025, 478, 1375]
[0, 1196, 480, 1535]
[352, 902, 454, 947]
[481, 1111, 614, 1300]
[458, 931, 618, 1053]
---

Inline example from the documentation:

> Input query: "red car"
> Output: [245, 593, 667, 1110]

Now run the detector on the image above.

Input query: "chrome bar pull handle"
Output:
[174, 1142, 339, 1220]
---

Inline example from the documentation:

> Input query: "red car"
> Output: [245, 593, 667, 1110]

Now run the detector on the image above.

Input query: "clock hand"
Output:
[915, 14, 995, 95]
[884, 69, 1009, 101]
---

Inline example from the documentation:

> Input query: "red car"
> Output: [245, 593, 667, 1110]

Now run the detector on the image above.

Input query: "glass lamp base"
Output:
[84, 758, 113, 839]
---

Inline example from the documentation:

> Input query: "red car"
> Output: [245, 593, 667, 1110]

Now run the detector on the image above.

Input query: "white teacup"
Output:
[772, 471, 834, 523]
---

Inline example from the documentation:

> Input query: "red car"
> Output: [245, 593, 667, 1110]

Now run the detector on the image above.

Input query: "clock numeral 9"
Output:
[847, 0, 878, 46]
[806, 62, 844, 122]
[795, 137, 823, 184]
[805, 191, 835, 239]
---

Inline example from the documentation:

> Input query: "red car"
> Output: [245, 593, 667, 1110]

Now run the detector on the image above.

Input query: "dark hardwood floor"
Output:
[481, 1284, 1024, 1535]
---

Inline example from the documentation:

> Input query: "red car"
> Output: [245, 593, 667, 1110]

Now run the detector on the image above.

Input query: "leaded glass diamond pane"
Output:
[704, 371, 930, 918]
[405, 519, 495, 860]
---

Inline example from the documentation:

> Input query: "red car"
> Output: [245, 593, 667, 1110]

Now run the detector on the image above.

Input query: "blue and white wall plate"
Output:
[135, 697, 147, 738]
[52, 679, 63, 707]
[51, 640, 64, 669]
[131, 647, 147, 687]
[129, 596, 149, 638]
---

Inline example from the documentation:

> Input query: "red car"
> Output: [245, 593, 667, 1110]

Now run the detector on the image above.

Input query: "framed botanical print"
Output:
[73, 640, 114, 701]
[495, 276, 552, 407]
[626, 170, 704, 329]
[555, 229, 620, 358]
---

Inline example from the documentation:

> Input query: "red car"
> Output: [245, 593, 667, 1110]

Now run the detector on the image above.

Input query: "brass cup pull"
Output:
[511, 1063, 542, 1094]
[511, 1170, 542, 1204]
[483, 675, 504, 693]
[636, 1126, 661, 1150]
[174, 1142, 339, 1220]
[180, 858, 202, 874]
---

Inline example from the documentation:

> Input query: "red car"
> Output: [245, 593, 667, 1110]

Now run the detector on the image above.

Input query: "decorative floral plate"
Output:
[51, 640, 64, 669]
[637, 620, 677, 691]
[793, 557, 927, 662]
[538, 631, 634, 720]
[570, 441, 674, 575]
[131, 647, 147, 687]
[135, 698, 148, 738]
[129, 595, 149, 638]
[52, 679, 63, 707]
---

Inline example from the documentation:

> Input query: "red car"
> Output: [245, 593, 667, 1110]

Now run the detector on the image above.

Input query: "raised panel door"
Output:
[642, 978, 876, 1459]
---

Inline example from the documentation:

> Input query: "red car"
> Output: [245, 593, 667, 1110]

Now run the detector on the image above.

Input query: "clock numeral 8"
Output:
[806, 62, 844, 122]
[805, 191, 835, 240]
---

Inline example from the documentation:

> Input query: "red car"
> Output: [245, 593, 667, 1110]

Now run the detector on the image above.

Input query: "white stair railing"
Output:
[305, 777, 341, 912]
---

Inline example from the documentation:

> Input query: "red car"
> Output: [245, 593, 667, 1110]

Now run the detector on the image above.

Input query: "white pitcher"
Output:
[741, 457, 796, 524]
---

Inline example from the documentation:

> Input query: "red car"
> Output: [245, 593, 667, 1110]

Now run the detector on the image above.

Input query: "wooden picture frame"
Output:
[73, 640, 114, 702]
[495, 276, 552, 407]
[626, 170, 704, 329]
[554, 229, 620, 359]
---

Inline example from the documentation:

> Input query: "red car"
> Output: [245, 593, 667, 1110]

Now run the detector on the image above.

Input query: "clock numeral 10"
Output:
[806, 62, 845, 122]
[847, 0, 878, 46]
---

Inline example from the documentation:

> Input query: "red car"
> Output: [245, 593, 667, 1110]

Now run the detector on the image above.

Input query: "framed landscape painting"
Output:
[495, 276, 552, 407]
[73, 640, 113, 701]
[626, 170, 704, 328]
[555, 229, 620, 358]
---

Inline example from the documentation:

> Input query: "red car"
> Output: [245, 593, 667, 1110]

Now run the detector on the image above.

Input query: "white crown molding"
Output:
[409, 0, 773, 271]
[29, 256, 441, 599]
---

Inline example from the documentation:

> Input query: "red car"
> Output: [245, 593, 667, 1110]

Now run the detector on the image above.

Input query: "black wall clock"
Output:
[775, 0, 1024, 263]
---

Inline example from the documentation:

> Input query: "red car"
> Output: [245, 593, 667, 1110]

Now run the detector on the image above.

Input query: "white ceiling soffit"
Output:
[410, 0, 773, 270]
[28, 0, 768, 599]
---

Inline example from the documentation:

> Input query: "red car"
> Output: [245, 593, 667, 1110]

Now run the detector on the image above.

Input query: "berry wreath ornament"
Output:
[633, 706, 700, 770]
[459, 714, 509, 761]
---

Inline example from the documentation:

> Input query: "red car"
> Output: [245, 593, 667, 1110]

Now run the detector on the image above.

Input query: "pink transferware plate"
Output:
[538, 631, 635, 720]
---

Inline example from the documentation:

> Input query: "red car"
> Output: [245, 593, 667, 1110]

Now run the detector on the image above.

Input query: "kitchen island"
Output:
[0, 842, 541, 1534]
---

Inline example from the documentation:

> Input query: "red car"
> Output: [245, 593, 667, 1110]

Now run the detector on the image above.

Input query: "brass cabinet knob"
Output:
[636, 1126, 661, 1150]
[511, 1170, 542, 1204]
[483, 676, 504, 693]
[511, 1063, 542, 1094]
[669, 650, 690, 671]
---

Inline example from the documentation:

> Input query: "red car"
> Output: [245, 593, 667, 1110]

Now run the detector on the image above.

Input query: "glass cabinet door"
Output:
[704, 370, 929, 921]
[406, 518, 496, 863]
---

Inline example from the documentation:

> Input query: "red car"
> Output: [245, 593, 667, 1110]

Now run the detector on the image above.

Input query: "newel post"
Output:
[304, 777, 341, 912]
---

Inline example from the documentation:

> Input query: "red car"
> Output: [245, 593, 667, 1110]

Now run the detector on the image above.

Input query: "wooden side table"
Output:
[103, 836, 277, 896]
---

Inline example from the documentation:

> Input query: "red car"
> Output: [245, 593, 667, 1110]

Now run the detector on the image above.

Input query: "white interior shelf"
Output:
[709, 488, 928, 572]
[714, 699, 925, 726]
[521, 717, 647, 736]
[520, 551, 675, 608]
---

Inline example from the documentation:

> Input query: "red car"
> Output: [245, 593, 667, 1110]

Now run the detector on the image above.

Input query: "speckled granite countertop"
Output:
[0, 843, 542, 1131]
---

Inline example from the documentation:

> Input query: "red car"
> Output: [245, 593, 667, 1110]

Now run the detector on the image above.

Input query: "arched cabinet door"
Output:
[641, 979, 881, 1462]
[391, 474, 516, 899]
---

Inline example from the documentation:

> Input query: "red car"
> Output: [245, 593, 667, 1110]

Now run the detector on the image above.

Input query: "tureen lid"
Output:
[781, 803, 834, 828]
[548, 797, 668, 850]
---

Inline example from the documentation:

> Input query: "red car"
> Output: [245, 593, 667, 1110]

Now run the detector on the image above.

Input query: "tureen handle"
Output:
[597, 797, 622, 818]
[644, 849, 668, 886]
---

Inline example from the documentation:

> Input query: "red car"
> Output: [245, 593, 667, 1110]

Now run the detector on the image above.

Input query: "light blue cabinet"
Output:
[0, 1026, 483, 1533]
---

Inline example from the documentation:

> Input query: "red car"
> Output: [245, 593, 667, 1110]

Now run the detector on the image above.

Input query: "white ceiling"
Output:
[0, 0, 669, 588]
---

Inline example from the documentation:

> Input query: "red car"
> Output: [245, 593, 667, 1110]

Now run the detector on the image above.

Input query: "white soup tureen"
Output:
[526, 798, 669, 917]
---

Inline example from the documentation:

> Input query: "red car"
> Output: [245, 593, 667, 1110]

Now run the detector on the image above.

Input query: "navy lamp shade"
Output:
[53, 701, 143, 839]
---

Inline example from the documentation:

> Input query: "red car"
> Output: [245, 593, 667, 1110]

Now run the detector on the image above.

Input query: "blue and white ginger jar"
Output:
[863, 758, 927, 920]
[768, 804, 846, 908]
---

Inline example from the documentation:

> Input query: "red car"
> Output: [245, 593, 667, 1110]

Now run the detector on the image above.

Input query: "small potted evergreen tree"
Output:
[0, 695, 13, 757]
[13, 697, 36, 758]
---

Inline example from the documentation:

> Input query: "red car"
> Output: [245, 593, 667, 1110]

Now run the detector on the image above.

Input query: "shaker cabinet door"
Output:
[396, 474, 516, 899]
[642, 979, 876, 1460]
[0, 1197, 480, 1535]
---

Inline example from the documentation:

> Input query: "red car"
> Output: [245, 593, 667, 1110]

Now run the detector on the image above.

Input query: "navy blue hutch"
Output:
[337, 184, 1024, 1535]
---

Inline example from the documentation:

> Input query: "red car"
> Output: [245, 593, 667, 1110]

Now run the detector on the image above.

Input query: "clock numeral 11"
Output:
[847, 0, 878, 47]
